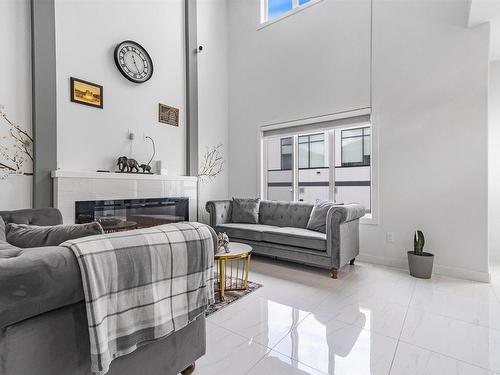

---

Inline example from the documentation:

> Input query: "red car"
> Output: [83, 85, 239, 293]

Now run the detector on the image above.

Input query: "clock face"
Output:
[114, 41, 153, 83]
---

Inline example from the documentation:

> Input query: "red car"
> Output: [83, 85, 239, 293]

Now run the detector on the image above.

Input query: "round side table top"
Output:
[215, 242, 253, 259]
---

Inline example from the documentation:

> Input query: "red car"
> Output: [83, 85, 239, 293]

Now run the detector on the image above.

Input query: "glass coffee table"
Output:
[214, 242, 252, 301]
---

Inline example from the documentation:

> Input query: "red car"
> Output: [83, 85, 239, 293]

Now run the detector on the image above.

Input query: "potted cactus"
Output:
[407, 230, 434, 279]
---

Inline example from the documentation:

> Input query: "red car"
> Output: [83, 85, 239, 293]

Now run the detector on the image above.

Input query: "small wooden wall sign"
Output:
[158, 103, 179, 127]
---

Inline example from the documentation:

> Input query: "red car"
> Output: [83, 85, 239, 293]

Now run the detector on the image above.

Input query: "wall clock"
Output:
[114, 40, 153, 83]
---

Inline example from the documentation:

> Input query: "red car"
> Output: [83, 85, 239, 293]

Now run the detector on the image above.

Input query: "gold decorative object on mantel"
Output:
[158, 103, 179, 127]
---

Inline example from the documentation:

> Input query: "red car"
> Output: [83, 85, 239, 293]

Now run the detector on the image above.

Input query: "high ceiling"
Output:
[469, 0, 500, 61]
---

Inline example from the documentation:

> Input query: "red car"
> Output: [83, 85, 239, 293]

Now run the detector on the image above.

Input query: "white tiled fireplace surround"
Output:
[51, 170, 198, 224]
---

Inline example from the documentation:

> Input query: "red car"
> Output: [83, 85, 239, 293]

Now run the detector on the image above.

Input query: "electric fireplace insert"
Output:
[75, 197, 189, 233]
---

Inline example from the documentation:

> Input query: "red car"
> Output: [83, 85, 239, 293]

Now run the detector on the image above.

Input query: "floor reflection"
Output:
[265, 300, 306, 348]
[271, 299, 380, 374]
[266, 352, 326, 375]
[201, 258, 500, 375]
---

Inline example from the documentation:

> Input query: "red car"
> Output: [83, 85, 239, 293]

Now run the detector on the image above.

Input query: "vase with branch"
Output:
[0, 105, 33, 179]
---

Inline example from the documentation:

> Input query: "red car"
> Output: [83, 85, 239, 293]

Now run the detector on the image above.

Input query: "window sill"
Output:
[360, 214, 378, 226]
[338, 164, 371, 168]
[258, 0, 324, 31]
[298, 167, 329, 170]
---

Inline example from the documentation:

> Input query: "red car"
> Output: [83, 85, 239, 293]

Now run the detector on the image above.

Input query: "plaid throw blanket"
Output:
[61, 222, 215, 375]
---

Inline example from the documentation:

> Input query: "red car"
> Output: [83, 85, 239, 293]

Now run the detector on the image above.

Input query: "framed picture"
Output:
[158, 103, 179, 127]
[70, 77, 103, 109]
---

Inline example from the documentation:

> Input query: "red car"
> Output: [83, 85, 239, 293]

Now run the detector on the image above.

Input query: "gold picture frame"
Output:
[158, 103, 179, 127]
[70, 77, 103, 109]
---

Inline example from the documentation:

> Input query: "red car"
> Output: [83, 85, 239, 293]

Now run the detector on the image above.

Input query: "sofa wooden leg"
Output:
[330, 267, 338, 279]
[181, 363, 195, 375]
[349, 258, 355, 265]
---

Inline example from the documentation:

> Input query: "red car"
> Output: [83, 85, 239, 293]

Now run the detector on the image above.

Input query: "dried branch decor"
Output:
[198, 144, 224, 182]
[0, 105, 33, 179]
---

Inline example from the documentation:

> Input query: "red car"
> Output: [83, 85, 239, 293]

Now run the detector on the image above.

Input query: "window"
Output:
[266, 137, 294, 201]
[281, 137, 293, 170]
[341, 127, 370, 167]
[262, 121, 373, 216]
[266, 133, 328, 203]
[263, 0, 314, 23]
[298, 133, 325, 169]
[336, 126, 371, 213]
[268, 0, 292, 20]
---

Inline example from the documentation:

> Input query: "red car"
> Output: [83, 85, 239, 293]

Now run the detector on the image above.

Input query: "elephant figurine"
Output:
[117, 156, 128, 172]
[139, 164, 151, 174]
[117, 156, 139, 173]
[126, 158, 140, 172]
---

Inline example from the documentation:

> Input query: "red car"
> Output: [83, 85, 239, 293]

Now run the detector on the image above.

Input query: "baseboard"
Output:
[357, 253, 491, 283]
[356, 253, 407, 269]
[432, 264, 491, 283]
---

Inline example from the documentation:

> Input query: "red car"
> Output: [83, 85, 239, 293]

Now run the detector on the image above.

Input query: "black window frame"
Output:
[298, 133, 325, 169]
[341, 127, 371, 167]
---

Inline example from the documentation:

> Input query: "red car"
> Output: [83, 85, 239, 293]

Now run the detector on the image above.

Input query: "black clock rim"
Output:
[113, 40, 154, 84]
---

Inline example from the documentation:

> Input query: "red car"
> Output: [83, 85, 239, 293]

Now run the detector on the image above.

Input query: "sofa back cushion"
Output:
[6, 222, 104, 248]
[0, 208, 63, 226]
[231, 198, 260, 224]
[259, 200, 313, 228]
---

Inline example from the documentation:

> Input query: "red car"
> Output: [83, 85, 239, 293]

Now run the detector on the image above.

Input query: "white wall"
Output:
[468, 0, 500, 61]
[55, 0, 186, 175]
[0, 0, 32, 210]
[228, 0, 372, 197]
[489, 61, 500, 261]
[197, 0, 229, 223]
[1, 0, 230, 216]
[366, 0, 489, 281]
[227, 0, 491, 281]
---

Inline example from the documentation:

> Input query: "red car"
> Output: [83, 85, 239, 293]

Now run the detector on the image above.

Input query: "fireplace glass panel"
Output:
[75, 197, 189, 233]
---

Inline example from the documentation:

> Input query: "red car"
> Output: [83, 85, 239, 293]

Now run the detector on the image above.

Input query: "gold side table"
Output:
[214, 242, 252, 301]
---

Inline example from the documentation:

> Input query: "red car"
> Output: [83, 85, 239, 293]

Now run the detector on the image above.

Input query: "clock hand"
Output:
[131, 54, 140, 74]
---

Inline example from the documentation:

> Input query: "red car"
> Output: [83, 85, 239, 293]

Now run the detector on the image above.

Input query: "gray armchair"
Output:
[206, 200, 365, 278]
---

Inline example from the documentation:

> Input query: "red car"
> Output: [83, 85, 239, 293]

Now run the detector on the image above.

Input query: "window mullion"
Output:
[306, 137, 310, 169]
[293, 134, 299, 202]
[328, 130, 335, 202]
[262, 0, 269, 22]
[262, 138, 268, 200]
[292, 0, 299, 9]
[361, 128, 365, 159]
[280, 139, 283, 170]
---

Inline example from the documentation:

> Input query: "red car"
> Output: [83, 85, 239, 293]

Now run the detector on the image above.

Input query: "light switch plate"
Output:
[386, 232, 395, 243]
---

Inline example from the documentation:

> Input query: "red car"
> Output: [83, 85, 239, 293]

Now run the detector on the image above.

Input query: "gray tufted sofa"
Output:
[206, 200, 365, 278]
[0, 208, 207, 375]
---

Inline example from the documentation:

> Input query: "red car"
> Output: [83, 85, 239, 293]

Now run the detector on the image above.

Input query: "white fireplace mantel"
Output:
[52, 170, 198, 223]
[51, 170, 198, 181]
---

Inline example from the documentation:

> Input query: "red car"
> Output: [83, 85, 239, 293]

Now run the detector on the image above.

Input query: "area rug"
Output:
[205, 275, 263, 317]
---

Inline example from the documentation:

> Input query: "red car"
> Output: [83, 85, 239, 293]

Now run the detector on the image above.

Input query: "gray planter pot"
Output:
[407, 251, 434, 279]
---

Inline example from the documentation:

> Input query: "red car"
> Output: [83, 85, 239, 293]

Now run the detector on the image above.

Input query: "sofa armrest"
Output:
[0, 246, 83, 329]
[326, 204, 365, 269]
[327, 204, 366, 226]
[205, 200, 232, 227]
